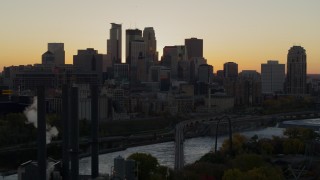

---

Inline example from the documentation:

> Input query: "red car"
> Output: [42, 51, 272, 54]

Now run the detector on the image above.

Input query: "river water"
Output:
[5, 118, 320, 179]
[78, 127, 284, 175]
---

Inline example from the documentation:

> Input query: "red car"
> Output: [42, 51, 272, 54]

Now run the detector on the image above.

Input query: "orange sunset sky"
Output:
[0, 0, 319, 74]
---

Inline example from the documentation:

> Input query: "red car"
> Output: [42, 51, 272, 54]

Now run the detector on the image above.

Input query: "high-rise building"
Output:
[143, 27, 158, 62]
[113, 63, 129, 82]
[198, 64, 213, 83]
[126, 29, 143, 64]
[223, 62, 238, 79]
[286, 46, 307, 95]
[189, 57, 207, 82]
[185, 38, 203, 59]
[161, 46, 188, 79]
[42, 43, 65, 65]
[261, 60, 285, 94]
[126, 29, 146, 83]
[73, 48, 103, 84]
[42, 51, 55, 65]
[107, 23, 122, 64]
[216, 70, 224, 78]
[239, 70, 261, 81]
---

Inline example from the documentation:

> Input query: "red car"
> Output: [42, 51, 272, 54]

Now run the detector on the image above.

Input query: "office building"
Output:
[73, 48, 103, 84]
[223, 62, 238, 79]
[286, 46, 307, 95]
[47, 43, 65, 65]
[126, 29, 143, 64]
[107, 23, 122, 64]
[113, 63, 129, 82]
[185, 38, 203, 59]
[143, 27, 158, 62]
[239, 70, 261, 81]
[41, 51, 55, 65]
[161, 46, 188, 79]
[190, 57, 207, 82]
[198, 64, 213, 83]
[261, 60, 285, 94]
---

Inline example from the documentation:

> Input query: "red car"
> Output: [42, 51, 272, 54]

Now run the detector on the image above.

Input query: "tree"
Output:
[286, 127, 318, 141]
[127, 153, 159, 180]
[284, 127, 301, 139]
[283, 138, 304, 154]
[221, 133, 247, 155]
[300, 128, 318, 140]
[231, 154, 266, 171]
[247, 166, 284, 180]
[175, 162, 225, 180]
[222, 169, 247, 180]
[258, 138, 274, 155]
[197, 151, 226, 164]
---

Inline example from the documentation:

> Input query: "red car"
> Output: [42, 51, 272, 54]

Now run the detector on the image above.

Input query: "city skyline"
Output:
[1, 1, 320, 74]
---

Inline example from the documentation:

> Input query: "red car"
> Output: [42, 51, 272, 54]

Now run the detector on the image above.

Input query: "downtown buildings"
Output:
[1, 21, 318, 117]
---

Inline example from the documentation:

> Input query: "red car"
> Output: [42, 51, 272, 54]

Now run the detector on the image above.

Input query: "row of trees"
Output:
[262, 96, 316, 114]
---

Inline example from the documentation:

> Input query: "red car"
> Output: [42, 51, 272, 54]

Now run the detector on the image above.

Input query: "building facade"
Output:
[73, 48, 103, 84]
[286, 46, 307, 95]
[261, 60, 285, 94]
[185, 38, 203, 59]
[143, 27, 158, 62]
[107, 23, 122, 64]
[223, 62, 238, 79]
[198, 64, 213, 83]
[47, 43, 65, 65]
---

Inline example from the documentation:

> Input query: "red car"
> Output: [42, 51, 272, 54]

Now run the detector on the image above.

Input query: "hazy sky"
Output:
[1, 0, 319, 73]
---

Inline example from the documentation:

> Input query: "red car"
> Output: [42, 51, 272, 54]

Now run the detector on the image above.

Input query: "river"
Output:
[4, 120, 316, 179]
[78, 127, 284, 175]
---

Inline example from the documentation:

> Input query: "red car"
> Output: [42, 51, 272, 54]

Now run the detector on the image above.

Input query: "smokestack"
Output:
[37, 86, 46, 180]
[70, 87, 79, 180]
[62, 85, 70, 180]
[91, 85, 99, 178]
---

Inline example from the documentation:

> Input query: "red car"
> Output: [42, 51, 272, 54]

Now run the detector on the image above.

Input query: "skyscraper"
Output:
[42, 51, 55, 65]
[286, 46, 307, 95]
[143, 27, 158, 62]
[42, 43, 65, 65]
[73, 48, 103, 83]
[107, 23, 122, 64]
[126, 29, 143, 65]
[161, 46, 188, 79]
[261, 60, 285, 94]
[185, 38, 203, 59]
[198, 64, 213, 83]
[223, 62, 238, 79]
[126, 29, 145, 83]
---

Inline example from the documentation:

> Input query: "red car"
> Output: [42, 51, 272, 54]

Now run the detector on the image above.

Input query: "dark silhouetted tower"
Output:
[73, 48, 103, 84]
[223, 62, 238, 79]
[185, 38, 203, 59]
[42, 43, 65, 65]
[261, 60, 285, 94]
[143, 27, 158, 62]
[107, 23, 122, 64]
[286, 46, 307, 95]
